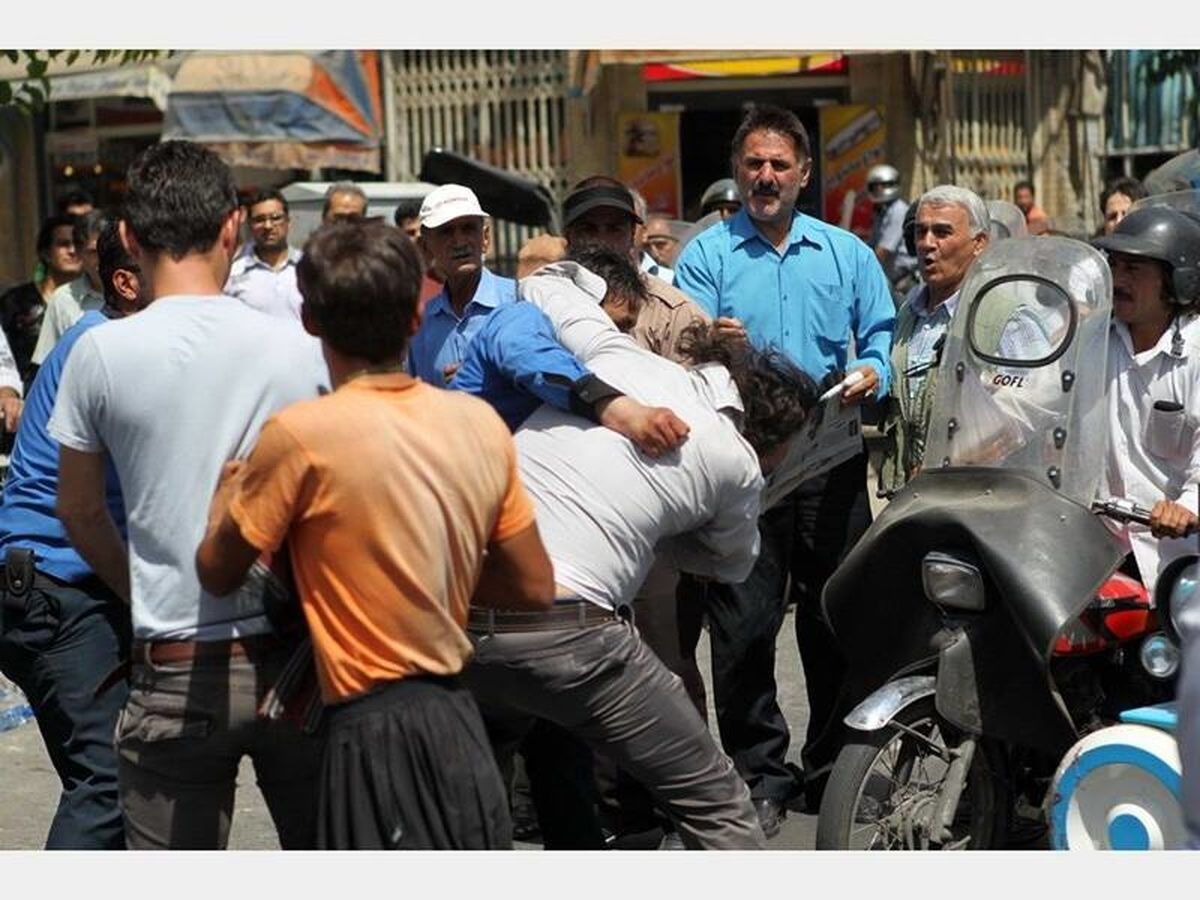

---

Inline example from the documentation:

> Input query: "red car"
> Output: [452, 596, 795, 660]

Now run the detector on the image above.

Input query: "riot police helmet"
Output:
[700, 178, 741, 217]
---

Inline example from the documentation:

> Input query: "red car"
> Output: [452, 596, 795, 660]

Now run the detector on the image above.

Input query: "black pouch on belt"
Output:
[0, 547, 35, 634]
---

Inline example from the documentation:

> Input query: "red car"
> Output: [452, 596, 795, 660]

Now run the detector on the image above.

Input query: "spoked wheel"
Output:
[815, 696, 1009, 849]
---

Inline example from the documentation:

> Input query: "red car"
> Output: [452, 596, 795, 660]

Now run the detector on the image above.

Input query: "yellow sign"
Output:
[617, 111, 682, 218]
[820, 105, 886, 239]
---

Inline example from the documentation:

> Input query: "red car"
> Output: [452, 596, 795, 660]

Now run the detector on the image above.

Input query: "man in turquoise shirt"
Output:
[674, 104, 895, 838]
[408, 184, 518, 385]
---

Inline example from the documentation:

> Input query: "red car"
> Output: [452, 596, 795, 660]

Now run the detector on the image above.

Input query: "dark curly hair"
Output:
[297, 220, 423, 364]
[677, 321, 818, 456]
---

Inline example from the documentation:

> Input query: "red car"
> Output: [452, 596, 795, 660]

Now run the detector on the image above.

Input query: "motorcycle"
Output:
[1049, 553, 1199, 850]
[815, 236, 1178, 850]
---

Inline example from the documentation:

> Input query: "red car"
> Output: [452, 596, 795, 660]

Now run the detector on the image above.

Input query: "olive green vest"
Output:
[879, 297, 941, 494]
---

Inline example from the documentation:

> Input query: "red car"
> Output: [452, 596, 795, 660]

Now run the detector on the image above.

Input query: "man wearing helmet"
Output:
[1094, 205, 1200, 590]
[699, 178, 742, 221]
[866, 164, 918, 304]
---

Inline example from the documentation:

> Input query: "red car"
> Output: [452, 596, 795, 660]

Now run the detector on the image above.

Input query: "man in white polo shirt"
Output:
[50, 141, 328, 850]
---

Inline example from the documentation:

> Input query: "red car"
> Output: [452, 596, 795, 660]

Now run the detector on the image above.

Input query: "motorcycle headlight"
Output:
[1155, 555, 1200, 645]
[922, 552, 986, 612]
[1139, 632, 1180, 679]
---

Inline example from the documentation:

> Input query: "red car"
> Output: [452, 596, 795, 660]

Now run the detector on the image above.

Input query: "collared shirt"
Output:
[1103, 315, 1200, 594]
[513, 262, 762, 609]
[0, 311, 122, 582]
[632, 273, 711, 365]
[674, 207, 895, 396]
[640, 250, 675, 286]
[224, 244, 305, 322]
[407, 267, 517, 385]
[451, 301, 591, 431]
[903, 285, 959, 406]
[31, 276, 103, 365]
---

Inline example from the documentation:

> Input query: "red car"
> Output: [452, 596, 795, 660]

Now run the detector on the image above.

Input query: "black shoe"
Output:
[753, 797, 787, 839]
[512, 809, 542, 843]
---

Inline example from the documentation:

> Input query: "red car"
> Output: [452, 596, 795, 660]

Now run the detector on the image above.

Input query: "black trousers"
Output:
[686, 451, 873, 803]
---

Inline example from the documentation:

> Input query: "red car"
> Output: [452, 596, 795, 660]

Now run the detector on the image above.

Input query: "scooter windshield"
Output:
[924, 237, 1112, 506]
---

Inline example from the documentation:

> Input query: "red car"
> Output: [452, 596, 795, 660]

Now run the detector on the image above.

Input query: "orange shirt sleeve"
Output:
[491, 428, 537, 543]
[228, 416, 314, 553]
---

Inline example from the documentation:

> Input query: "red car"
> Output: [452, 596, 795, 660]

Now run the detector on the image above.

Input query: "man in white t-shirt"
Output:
[461, 250, 821, 849]
[50, 141, 328, 850]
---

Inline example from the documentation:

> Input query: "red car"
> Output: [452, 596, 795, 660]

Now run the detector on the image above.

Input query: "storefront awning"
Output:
[0, 59, 175, 110]
[163, 50, 383, 173]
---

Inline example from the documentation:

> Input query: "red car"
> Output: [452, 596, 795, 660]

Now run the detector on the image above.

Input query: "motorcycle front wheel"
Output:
[815, 696, 1009, 849]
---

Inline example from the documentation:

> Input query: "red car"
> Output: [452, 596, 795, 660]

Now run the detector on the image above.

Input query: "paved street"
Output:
[0, 607, 819, 851]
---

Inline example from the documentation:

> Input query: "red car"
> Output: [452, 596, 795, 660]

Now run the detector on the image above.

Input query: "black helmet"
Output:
[1094, 205, 1200, 305]
[902, 200, 918, 257]
[700, 178, 741, 215]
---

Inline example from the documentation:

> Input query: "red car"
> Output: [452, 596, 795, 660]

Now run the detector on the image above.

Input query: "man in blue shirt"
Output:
[674, 103, 895, 836]
[0, 220, 147, 848]
[408, 184, 518, 385]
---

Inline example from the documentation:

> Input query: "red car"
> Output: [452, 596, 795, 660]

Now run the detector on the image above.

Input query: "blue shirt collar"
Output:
[426, 267, 508, 320]
[729, 206, 822, 253]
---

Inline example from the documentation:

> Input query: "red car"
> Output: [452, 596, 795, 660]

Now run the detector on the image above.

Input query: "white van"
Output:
[279, 181, 435, 246]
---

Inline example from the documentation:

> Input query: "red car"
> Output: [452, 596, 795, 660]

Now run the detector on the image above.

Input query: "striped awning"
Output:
[163, 50, 383, 172]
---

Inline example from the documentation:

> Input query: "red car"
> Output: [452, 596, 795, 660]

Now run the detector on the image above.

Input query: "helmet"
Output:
[902, 201, 918, 257]
[866, 164, 901, 204]
[1093, 205, 1200, 306]
[700, 178, 741, 215]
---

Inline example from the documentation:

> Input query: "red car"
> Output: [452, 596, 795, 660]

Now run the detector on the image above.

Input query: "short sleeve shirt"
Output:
[229, 375, 536, 702]
[48, 296, 329, 641]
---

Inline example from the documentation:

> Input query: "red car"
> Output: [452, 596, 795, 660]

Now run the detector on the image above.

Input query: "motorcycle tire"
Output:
[815, 696, 1009, 850]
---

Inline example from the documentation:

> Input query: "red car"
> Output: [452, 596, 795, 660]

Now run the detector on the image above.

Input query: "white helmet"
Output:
[866, 164, 901, 204]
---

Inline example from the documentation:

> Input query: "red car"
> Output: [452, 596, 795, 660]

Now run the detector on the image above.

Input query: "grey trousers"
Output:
[117, 646, 324, 849]
[462, 619, 765, 850]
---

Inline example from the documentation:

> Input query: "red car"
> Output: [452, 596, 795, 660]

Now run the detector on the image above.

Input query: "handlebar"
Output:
[1091, 497, 1155, 527]
[1093, 497, 1200, 536]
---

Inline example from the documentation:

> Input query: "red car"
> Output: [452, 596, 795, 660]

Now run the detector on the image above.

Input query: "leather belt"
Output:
[132, 633, 285, 665]
[467, 600, 624, 635]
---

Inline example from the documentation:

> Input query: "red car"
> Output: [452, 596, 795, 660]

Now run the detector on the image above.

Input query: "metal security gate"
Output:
[947, 52, 1030, 203]
[386, 50, 570, 274]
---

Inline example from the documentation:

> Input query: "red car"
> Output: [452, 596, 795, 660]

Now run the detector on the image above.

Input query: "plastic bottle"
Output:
[0, 676, 34, 733]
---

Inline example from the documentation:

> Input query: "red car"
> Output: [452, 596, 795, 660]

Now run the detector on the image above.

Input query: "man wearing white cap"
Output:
[408, 184, 518, 385]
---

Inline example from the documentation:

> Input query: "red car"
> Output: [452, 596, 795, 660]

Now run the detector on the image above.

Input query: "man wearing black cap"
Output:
[563, 176, 709, 367]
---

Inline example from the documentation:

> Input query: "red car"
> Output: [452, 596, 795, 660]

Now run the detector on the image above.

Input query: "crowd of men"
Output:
[0, 101, 1198, 851]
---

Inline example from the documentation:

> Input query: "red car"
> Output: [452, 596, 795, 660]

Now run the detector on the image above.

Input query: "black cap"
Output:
[562, 185, 642, 229]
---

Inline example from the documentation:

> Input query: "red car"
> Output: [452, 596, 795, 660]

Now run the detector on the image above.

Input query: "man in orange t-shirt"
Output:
[196, 220, 555, 850]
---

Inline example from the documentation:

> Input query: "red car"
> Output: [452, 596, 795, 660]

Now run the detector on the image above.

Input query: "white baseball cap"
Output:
[418, 184, 488, 229]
